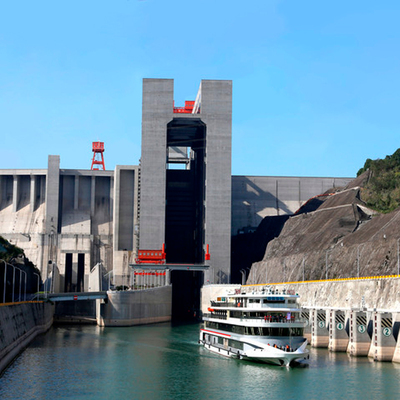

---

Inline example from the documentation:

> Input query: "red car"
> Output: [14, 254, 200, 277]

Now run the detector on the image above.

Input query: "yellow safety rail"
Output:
[243, 274, 400, 287]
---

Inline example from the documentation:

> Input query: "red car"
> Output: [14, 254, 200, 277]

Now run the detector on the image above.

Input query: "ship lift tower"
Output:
[91, 141, 106, 170]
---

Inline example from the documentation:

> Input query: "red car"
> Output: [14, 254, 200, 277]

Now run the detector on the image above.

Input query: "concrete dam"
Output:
[0, 78, 352, 323]
[3, 78, 400, 375]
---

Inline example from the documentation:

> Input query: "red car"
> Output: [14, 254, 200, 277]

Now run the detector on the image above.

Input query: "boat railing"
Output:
[210, 302, 298, 309]
[204, 314, 307, 324]
[210, 301, 236, 307]
[231, 316, 308, 324]
[203, 313, 227, 320]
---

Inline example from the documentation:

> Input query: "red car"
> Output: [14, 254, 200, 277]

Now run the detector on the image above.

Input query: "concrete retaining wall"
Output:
[97, 285, 172, 327]
[263, 277, 400, 311]
[201, 278, 400, 316]
[0, 302, 54, 375]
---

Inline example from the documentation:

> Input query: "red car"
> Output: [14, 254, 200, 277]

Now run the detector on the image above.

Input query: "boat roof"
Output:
[224, 292, 299, 299]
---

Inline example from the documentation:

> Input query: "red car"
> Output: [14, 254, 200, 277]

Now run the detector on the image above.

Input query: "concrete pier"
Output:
[392, 313, 400, 363]
[328, 309, 348, 352]
[301, 309, 311, 341]
[347, 310, 371, 357]
[368, 311, 396, 362]
[96, 285, 172, 327]
[311, 309, 329, 348]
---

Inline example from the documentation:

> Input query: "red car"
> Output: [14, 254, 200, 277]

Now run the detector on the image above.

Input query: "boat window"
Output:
[232, 325, 245, 334]
[257, 327, 304, 336]
[228, 339, 243, 350]
[206, 322, 303, 337]
[230, 311, 242, 318]
[263, 297, 285, 304]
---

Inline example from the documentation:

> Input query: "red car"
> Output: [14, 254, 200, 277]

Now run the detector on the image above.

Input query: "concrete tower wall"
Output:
[232, 175, 353, 235]
[139, 79, 232, 283]
[200, 80, 232, 284]
[139, 79, 172, 250]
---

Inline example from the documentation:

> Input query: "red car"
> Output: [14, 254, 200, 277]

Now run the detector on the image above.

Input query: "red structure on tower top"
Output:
[91, 142, 106, 170]
[173, 100, 195, 113]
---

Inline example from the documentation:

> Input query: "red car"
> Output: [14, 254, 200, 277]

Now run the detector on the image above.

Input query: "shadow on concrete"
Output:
[231, 215, 289, 284]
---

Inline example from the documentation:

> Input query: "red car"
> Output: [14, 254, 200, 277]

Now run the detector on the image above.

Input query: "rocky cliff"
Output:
[247, 171, 400, 284]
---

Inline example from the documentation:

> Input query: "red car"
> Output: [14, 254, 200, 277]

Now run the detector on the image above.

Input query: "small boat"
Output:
[199, 286, 309, 366]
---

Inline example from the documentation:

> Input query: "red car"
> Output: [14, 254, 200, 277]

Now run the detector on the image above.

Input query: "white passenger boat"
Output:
[199, 287, 309, 366]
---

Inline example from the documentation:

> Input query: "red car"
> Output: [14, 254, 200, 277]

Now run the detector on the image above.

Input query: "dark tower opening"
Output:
[165, 118, 206, 320]
[170, 270, 203, 321]
[77, 253, 85, 292]
[165, 118, 206, 264]
[64, 253, 73, 292]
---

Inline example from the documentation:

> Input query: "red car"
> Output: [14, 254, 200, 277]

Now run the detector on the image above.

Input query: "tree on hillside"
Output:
[357, 148, 400, 213]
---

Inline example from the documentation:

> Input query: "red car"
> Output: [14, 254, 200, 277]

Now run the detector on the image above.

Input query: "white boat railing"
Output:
[203, 314, 307, 324]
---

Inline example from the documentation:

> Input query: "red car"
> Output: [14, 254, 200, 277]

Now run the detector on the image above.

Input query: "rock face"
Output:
[248, 173, 400, 284]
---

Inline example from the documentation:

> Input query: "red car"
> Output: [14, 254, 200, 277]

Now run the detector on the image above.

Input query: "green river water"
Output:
[0, 323, 399, 400]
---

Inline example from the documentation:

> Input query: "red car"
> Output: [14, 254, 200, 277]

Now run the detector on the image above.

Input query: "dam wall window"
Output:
[64, 253, 73, 292]
[0, 175, 13, 210]
[77, 253, 85, 292]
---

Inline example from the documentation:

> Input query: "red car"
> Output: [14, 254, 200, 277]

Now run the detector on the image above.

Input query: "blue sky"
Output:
[1, 1, 399, 178]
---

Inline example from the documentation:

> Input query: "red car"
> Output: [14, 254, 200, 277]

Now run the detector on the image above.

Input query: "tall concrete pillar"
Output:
[301, 309, 311, 342]
[328, 309, 349, 352]
[140, 78, 172, 250]
[109, 176, 114, 221]
[45, 155, 60, 234]
[74, 175, 79, 210]
[166, 269, 171, 285]
[368, 312, 396, 361]
[29, 175, 36, 213]
[347, 310, 370, 357]
[91, 176, 96, 218]
[201, 80, 232, 284]
[311, 309, 329, 348]
[12, 175, 18, 212]
[392, 313, 400, 363]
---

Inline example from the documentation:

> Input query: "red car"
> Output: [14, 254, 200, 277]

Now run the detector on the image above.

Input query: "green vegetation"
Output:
[357, 148, 400, 213]
[0, 236, 25, 262]
[0, 235, 41, 276]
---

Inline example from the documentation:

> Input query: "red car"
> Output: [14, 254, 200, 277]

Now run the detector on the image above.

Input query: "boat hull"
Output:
[200, 338, 309, 367]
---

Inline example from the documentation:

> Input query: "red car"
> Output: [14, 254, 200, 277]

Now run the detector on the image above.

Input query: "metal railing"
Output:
[230, 316, 308, 324]
[210, 301, 236, 308]
[203, 312, 307, 324]
[1, 259, 28, 303]
[202, 313, 228, 320]
[102, 268, 169, 292]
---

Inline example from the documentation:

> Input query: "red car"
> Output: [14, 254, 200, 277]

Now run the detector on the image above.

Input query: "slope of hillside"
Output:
[248, 169, 400, 284]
